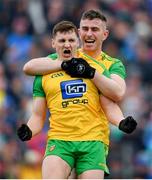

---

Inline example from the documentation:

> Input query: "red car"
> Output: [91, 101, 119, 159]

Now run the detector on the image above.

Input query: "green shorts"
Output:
[44, 140, 109, 175]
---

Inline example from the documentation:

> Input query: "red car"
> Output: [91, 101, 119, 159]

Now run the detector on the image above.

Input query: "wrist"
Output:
[57, 60, 62, 69]
[92, 70, 101, 81]
[61, 60, 69, 70]
[89, 67, 96, 79]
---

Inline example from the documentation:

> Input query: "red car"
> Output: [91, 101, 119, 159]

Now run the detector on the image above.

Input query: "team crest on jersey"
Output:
[76, 64, 85, 74]
[49, 145, 55, 151]
[60, 79, 86, 99]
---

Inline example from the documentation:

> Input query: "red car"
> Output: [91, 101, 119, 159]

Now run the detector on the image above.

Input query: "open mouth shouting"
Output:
[63, 49, 72, 59]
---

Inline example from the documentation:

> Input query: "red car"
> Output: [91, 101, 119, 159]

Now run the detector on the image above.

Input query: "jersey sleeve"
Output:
[47, 53, 58, 60]
[109, 60, 126, 79]
[102, 68, 111, 78]
[33, 75, 46, 97]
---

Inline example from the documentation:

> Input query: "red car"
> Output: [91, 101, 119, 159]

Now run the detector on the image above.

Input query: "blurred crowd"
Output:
[0, 0, 152, 178]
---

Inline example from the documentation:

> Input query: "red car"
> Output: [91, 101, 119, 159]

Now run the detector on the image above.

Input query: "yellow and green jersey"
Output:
[33, 49, 126, 145]
[77, 49, 126, 79]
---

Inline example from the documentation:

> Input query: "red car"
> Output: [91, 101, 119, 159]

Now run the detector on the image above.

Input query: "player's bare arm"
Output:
[23, 57, 62, 75]
[27, 97, 47, 136]
[61, 58, 126, 102]
[17, 97, 47, 141]
[92, 72, 126, 101]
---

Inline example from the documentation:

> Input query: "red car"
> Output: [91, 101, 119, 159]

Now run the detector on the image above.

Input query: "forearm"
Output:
[100, 95, 137, 134]
[17, 98, 47, 141]
[27, 114, 45, 137]
[100, 96, 124, 126]
[23, 57, 62, 75]
[27, 97, 47, 137]
[92, 71, 126, 102]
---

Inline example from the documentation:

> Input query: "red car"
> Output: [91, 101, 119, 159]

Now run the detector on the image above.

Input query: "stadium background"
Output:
[0, 0, 152, 178]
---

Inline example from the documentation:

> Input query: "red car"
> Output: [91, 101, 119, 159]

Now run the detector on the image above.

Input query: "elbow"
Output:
[115, 94, 123, 102]
[113, 84, 126, 102]
[114, 90, 125, 102]
[23, 62, 33, 75]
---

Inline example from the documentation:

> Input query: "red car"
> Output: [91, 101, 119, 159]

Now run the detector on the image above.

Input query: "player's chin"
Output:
[62, 52, 74, 60]
[84, 45, 96, 51]
[62, 56, 72, 61]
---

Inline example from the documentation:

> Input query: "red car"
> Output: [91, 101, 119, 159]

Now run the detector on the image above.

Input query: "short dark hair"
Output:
[52, 21, 78, 37]
[81, 9, 107, 22]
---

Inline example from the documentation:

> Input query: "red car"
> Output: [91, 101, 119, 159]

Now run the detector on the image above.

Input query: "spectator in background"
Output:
[5, 15, 33, 67]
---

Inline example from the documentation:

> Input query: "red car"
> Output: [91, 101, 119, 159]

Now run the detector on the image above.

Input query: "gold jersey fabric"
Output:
[33, 49, 126, 146]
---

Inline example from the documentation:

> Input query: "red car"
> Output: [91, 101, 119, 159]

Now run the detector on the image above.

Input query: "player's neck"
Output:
[81, 49, 101, 58]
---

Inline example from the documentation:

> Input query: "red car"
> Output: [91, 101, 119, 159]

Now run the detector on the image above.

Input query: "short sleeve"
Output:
[109, 60, 126, 79]
[47, 53, 58, 60]
[33, 75, 46, 97]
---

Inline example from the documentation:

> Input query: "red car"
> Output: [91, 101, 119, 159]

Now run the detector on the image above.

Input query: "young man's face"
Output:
[79, 18, 109, 53]
[52, 30, 79, 60]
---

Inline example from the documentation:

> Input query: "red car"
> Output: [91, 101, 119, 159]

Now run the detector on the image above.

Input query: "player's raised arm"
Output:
[23, 57, 62, 76]
[61, 57, 126, 102]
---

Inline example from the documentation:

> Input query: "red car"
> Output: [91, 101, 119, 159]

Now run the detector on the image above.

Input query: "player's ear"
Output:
[77, 37, 80, 48]
[103, 30, 109, 41]
[78, 28, 82, 43]
[78, 28, 81, 37]
[51, 38, 55, 48]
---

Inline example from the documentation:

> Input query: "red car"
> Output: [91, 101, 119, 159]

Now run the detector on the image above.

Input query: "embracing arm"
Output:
[92, 72, 126, 102]
[23, 57, 126, 102]
[23, 57, 62, 75]
[60, 58, 126, 102]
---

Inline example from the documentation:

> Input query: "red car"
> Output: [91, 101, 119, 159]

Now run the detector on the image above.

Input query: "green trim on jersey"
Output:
[47, 51, 126, 79]
[82, 52, 111, 78]
[47, 52, 111, 78]
[47, 53, 58, 60]
[101, 52, 126, 79]
[83, 53, 106, 70]
[109, 60, 126, 79]
[32, 53, 58, 97]
[33, 75, 45, 97]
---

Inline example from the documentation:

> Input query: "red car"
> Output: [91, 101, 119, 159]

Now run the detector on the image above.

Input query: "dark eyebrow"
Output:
[58, 38, 66, 42]
[82, 26, 99, 30]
